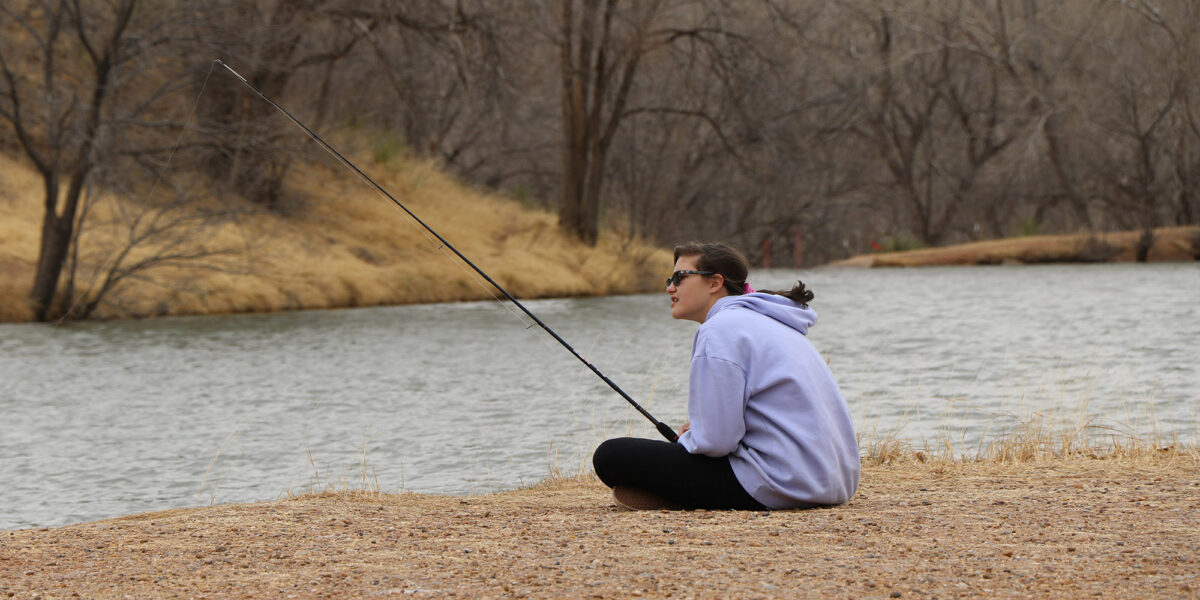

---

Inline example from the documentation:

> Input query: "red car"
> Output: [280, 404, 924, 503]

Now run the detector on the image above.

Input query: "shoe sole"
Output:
[612, 486, 686, 510]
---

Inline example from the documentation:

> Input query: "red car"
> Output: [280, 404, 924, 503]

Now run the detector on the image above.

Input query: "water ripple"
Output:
[1, 263, 1196, 528]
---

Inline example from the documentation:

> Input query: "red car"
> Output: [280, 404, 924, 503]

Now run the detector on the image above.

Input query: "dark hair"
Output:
[673, 241, 815, 307]
[673, 242, 749, 296]
[758, 281, 815, 307]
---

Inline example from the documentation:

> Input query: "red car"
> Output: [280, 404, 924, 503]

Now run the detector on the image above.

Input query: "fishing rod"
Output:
[213, 59, 679, 443]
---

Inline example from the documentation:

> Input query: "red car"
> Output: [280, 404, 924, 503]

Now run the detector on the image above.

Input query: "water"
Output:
[1, 264, 1196, 529]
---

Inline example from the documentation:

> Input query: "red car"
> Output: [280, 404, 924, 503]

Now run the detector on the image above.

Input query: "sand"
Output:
[3, 452, 1197, 599]
[830, 226, 1200, 268]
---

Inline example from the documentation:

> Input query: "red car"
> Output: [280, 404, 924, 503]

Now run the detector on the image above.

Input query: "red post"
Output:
[761, 236, 772, 269]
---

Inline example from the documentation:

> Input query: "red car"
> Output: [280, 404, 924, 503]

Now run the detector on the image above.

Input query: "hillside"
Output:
[0, 152, 672, 322]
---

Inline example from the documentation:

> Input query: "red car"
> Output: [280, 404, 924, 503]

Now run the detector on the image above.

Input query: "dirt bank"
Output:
[832, 226, 1200, 268]
[3, 452, 1197, 599]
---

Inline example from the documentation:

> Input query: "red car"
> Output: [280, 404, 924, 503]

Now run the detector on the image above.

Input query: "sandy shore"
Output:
[830, 226, 1200, 268]
[3, 453, 1197, 599]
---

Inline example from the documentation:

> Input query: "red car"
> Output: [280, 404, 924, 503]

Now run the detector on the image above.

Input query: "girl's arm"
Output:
[678, 355, 747, 456]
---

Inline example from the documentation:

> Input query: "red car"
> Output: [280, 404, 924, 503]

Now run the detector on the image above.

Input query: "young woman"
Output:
[592, 242, 860, 510]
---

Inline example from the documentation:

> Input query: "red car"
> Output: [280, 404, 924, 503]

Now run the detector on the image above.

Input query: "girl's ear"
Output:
[710, 273, 725, 293]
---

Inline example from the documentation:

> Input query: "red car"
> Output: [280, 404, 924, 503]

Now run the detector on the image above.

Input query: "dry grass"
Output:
[0, 152, 672, 322]
[0, 154, 41, 322]
[832, 226, 1200, 267]
[859, 410, 1193, 470]
[2, 442, 1196, 599]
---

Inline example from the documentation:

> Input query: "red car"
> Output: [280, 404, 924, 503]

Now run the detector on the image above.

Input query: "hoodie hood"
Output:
[707, 292, 816, 335]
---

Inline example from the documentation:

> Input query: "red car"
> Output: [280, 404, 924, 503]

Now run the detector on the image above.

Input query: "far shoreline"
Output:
[3, 224, 1196, 324]
[829, 225, 1199, 268]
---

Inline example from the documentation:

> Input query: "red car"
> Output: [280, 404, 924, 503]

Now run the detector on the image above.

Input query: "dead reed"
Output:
[858, 412, 1195, 469]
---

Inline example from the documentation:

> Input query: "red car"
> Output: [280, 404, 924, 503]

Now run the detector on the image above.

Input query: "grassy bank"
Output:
[832, 226, 1200, 267]
[0, 152, 672, 322]
[2, 442, 1196, 599]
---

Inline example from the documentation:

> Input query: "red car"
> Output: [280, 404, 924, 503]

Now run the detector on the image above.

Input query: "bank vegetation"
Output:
[0, 152, 671, 323]
[4, 1, 1200, 321]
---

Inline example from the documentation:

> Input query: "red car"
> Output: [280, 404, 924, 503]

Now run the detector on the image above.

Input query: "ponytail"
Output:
[759, 280, 814, 307]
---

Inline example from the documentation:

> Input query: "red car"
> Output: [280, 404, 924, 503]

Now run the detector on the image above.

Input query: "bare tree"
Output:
[329, 0, 524, 182]
[61, 172, 244, 320]
[1, 0, 141, 320]
[1078, 0, 1200, 258]
[550, 0, 655, 244]
[0, 0, 253, 321]
[195, 0, 373, 212]
[538, 0, 765, 245]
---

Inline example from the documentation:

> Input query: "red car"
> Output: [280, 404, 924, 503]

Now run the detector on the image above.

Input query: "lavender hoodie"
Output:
[677, 293, 860, 508]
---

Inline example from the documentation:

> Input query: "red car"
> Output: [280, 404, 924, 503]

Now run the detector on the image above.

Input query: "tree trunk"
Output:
[30, 174, 64, 321]
[580, 143, 607, 245]
[25, 0, 132, 320]
[556, 0, 650, 245]
[31, 165, 91, 319]
[1022, 0, 1093, 231]
[1135, 227, 1154, 262]
[558, 0, 595, 243]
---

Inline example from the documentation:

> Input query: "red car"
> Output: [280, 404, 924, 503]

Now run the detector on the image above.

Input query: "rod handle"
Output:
[656, 421, 679, 443]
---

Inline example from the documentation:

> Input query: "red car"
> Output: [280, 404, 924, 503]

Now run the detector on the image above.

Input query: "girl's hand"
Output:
[679, 421, 690, 434]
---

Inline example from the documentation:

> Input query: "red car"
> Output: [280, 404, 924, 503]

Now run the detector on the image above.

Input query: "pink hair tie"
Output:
[743, 283, 755, 294]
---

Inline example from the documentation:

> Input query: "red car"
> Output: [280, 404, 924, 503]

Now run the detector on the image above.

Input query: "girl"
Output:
[593, 242, 860, 510]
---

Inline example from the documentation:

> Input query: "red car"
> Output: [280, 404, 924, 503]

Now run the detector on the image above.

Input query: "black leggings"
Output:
[592, 437, 766, 510]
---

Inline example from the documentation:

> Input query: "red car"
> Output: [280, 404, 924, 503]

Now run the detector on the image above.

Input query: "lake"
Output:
[1, 263, 1196, 529]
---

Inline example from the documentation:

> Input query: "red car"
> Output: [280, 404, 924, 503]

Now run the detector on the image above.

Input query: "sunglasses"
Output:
[666, 270, 716, 287]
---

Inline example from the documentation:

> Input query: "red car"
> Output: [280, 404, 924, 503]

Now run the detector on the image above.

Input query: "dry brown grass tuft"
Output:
[858, 412, 1197, 472]
[0, 156, 38, 322]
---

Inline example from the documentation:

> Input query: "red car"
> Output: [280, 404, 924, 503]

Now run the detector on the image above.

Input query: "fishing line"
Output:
[213, 59, 678, 443]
